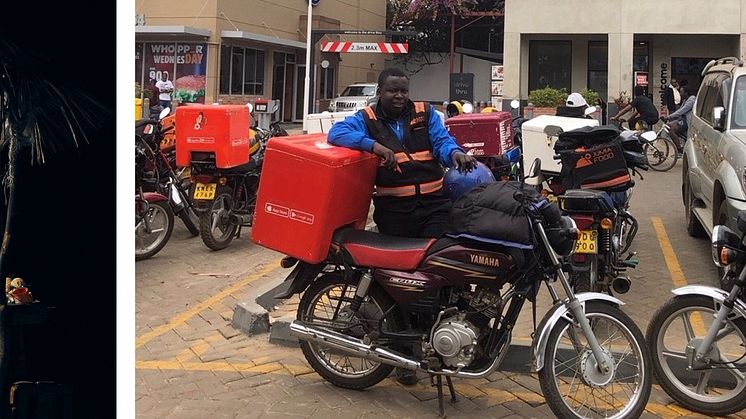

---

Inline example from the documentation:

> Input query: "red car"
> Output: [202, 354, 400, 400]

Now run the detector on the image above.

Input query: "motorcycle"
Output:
[135, 126, 174, 261]
[540, 123, 653, 295]
[136, 108, 200, 236]
[278, 160, 652, 418]
[190, 103, 286, 250]
[646, 210, 746, 415]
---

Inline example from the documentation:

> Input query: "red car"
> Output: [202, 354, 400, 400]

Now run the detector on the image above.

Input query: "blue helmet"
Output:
[443, 161, 496, 202]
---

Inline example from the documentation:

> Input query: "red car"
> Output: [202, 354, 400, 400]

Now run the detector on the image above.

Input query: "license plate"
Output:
[574, 230, 598, 254]
[193, 183, 216, 200]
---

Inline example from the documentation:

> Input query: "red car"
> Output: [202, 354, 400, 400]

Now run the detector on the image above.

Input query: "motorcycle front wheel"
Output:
[538, 302, 651, 419]
[135, 200, 174, 261]
[297, 274, 403, 390]
[199, 186, 237, 250]
[646, 294, 746, 415]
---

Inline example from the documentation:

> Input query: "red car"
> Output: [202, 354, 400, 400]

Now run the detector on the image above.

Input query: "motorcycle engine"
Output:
[432, 314, 479, 368]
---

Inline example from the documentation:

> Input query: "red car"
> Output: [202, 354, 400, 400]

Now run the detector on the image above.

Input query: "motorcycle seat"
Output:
[559, 189, 615, 214]
[332, 228, 436, 271]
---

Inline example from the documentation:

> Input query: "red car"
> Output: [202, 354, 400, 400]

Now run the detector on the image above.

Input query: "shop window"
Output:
[529, 41, 571, 93]
[219, 45, 265, 96]
[319, 67, 335, 99]
[587, 41, 608, 101]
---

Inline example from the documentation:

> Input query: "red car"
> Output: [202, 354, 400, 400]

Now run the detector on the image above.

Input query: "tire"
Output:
[684, 169, 706, 238]
[644, 137, 678, 172]
[199, 186, 237, 250]
[538, 302, 652, 419]
[646, 295, 746, 415]
[178, 205, 200, 236]
[297, 274, 403, 390]
[135, 200, 174, 261]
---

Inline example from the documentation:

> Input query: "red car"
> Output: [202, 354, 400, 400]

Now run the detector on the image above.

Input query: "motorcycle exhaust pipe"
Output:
[289, 321, 421, 371]
[611, 275, 631, 294]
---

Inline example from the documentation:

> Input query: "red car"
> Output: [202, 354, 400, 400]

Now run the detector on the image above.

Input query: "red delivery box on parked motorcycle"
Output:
[252, 134, 378, 263]
[445, 112, 513, 157]
[175, 105, 250, 168]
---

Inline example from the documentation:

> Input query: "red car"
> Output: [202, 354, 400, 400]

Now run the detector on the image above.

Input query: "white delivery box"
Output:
[521, 115, 599, 176]
[303, 110, 356, 134]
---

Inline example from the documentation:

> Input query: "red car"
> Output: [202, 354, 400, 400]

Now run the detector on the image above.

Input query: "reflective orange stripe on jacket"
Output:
[375, 178, 443, 197]
[393, 150, 434, 164]
[362, 106, 376, 120]
[414, 102, 425, 113]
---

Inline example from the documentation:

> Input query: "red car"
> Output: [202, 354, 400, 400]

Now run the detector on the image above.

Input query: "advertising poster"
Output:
[491, 80, 503, 96]
[491, 96, 502, 110]
[135, 43, 144, 86]
[491, 64, 504, 81]
[143, 43, 208, 104]
[174, 43, 208, 104]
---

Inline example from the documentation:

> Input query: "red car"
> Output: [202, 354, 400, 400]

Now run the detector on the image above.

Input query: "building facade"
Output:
[135, 0, 386, 121]
[502, 0, 746, 114]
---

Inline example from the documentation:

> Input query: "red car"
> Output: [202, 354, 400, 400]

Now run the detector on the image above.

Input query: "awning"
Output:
[221, 30, 306, 50]
[136, 25, 211, 39]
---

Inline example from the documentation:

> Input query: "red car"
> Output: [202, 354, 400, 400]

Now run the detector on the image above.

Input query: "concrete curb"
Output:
[231, 300, 270, 335]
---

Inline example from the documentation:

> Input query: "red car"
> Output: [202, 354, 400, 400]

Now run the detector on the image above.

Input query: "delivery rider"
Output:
[328, 67, 476, 386]
[328, 67, 476, 240]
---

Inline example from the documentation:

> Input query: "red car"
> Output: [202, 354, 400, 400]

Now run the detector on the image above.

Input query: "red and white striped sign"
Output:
[320, 42, 409, 54]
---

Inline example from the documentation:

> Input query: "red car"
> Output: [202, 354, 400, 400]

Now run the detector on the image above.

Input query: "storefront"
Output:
[503, 0, 746, 115]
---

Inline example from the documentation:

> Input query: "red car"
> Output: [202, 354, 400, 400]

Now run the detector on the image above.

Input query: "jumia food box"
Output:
[251, 134, 378, 263]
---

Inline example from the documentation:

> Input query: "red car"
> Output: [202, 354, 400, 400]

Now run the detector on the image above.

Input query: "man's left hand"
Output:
[452, 151, 477, 173]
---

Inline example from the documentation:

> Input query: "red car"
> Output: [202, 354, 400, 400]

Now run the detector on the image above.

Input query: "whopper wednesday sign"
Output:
[143, 43, 208, 104]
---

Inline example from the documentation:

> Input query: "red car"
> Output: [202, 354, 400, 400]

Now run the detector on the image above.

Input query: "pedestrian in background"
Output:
[155, 72, 174, 109]
[663, 78, 681, 113]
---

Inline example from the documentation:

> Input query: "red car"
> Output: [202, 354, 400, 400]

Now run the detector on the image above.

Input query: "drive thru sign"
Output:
[320, 41, 409, 53]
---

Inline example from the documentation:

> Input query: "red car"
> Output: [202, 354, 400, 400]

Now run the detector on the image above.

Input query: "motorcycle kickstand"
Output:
[430, 374, 458, 418]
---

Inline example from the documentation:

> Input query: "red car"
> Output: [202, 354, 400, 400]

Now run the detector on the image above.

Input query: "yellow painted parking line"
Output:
[136, 359, 293, 375]
[651, 217, 707, 335]
[651, 217, 688, 288]
[135, 260, 282, 348]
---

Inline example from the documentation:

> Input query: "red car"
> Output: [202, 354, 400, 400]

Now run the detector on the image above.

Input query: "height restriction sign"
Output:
[320, 42, 409, 53]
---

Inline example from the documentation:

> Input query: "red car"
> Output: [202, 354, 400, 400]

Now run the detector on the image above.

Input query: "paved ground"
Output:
[135, 158, 746, 418]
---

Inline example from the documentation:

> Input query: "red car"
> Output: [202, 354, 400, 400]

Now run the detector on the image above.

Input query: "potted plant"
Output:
[527, 87, 567, 117]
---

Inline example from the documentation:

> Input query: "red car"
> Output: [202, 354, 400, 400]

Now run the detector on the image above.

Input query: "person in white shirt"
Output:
[155, 72, 174, 109]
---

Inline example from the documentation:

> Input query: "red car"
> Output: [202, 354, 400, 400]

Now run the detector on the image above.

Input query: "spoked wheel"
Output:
[539, 302, 651, 418]
[644, 137, 678, 172]
[297, 274, 402, 390]
[135, 200, 174, 261]
[199, 186, 237, 250]
[646, 295, 746, 415]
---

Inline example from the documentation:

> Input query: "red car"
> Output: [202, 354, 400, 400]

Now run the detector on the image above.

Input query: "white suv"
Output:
[683, 57, 746, 238]
[328, 82, 377, 112]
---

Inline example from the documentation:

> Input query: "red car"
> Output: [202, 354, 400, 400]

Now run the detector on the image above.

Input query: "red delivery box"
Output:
[175, 105, 250, 168]
[252, 134, 378, 263]
[445, 112, 513, 157]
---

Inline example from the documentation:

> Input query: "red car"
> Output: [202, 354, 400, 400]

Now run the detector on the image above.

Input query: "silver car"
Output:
[683, 57, 746, 238]
[328, 82, 377, 112]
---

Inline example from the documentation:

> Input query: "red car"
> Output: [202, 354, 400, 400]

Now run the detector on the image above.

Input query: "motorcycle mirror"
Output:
[640, 131, 657, 142]
[246, 103, 254, 113]
[543, 125, 563, 137]
[510, 99, 520, 110]
[159, 107, 171, 120]
[462, 101, 474, 114]
[584, 105, 597, 115]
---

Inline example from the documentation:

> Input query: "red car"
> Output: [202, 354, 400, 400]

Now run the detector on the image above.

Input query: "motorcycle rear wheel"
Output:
[646, 294, 746, 416]
[297, 274, 403, 390]
[199, 186, 237, 250]
[538, 302, 651, 419]
[135, 200, 174, 261]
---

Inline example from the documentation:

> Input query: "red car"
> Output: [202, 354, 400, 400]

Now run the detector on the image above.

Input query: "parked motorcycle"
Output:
[135, 125, 174, 261]
[646, 210, 746, 415]
[136, 108, 200, 236]
[190, 103, 287, 250]
[277, 160, 652, 418]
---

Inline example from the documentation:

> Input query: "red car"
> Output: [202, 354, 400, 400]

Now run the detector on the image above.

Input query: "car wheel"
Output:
[684, 170, 705, 238]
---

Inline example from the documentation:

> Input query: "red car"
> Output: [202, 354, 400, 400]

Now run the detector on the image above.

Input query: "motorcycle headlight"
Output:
[712, 225, 744, 267]
[547, 216, 578, 257]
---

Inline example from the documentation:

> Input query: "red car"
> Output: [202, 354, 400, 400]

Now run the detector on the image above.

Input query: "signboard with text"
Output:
[141, 42, 208, 104]
[449, 73, 474, 103]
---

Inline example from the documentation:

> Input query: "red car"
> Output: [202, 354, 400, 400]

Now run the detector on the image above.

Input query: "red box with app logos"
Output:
[175, 105, 250, 168]
[252, 134, 378, 263]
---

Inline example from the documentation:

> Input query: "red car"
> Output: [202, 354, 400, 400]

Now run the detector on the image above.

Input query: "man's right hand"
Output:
[372, 142, 398, 170]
